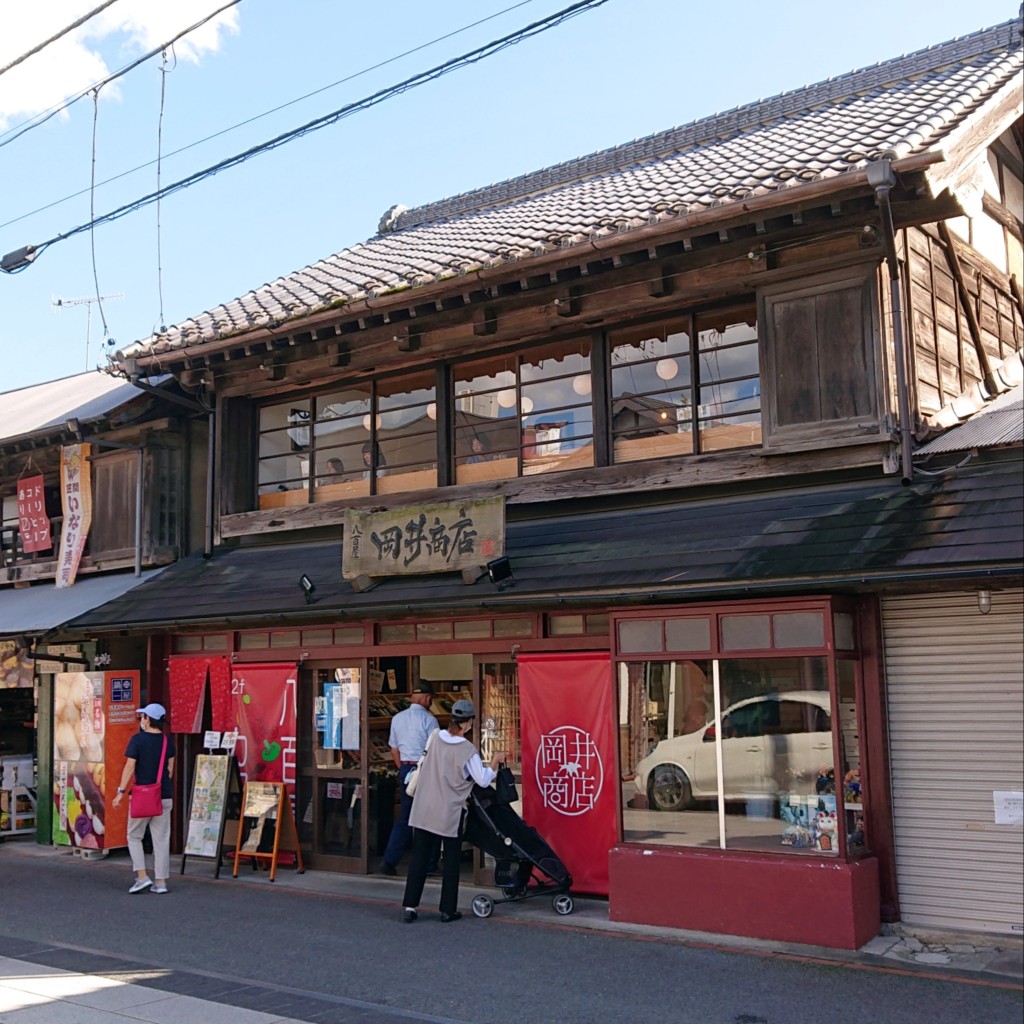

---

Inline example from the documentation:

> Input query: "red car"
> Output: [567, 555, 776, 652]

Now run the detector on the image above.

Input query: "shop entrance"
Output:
[297, 662, 369, 872]
[472, 658, 519, 883]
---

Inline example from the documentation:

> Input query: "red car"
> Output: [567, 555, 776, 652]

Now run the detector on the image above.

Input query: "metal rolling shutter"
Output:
[882, 590, 1024, 935]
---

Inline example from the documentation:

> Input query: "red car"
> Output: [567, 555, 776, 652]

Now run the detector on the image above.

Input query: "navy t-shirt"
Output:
[125, 731, 176, 798]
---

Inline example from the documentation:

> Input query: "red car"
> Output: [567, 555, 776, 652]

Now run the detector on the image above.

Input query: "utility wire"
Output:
[89, 89, 112, 342]
[0, 0, 538, 231]
[7, 0, 611, 269]
[0, 0, 243, 150]
[0, 0, 121, 79]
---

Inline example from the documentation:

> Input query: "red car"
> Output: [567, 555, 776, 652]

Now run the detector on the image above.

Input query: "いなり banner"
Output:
[519, 652, 616, 896]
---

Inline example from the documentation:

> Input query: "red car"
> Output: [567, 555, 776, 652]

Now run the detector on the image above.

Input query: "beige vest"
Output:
[408, 734, 476, 837]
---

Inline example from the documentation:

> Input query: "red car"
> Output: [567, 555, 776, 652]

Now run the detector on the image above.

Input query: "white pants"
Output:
[127, 799, 172, 880]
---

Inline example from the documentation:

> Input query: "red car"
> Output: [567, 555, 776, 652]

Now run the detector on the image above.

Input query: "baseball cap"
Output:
[411, 681, 434, 695]
[136, 703, 167, 721]
[451, 699, 475, 721]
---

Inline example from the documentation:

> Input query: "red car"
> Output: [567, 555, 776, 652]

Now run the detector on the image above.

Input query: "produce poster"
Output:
[52, 671, 138, 850]
[183, 754, 231, 858]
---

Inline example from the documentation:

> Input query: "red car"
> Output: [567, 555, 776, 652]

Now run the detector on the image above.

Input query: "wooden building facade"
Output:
[62, 18, 1023, 946]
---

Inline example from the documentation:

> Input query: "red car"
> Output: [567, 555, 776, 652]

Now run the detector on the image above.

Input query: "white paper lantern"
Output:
[497, 389, 517, 409]
[521, 396, 534, 414]
[362, 413, 382, 431]
[656, 358, 679, 381]
[572, 374, 592, 396]
[426, 402, 437, 420]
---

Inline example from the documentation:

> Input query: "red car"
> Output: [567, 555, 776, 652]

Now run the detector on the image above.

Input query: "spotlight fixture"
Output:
[299, 574, 316, 604]
[486, 556, 515, 591]
[977, 589, 992, 615]
[65, 417, 82, 439]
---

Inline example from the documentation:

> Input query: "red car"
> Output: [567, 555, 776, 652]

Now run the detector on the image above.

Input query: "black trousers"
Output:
[402, 827, 463, 915]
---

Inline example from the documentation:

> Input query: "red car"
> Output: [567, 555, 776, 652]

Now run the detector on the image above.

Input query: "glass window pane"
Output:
[374, 372, 437, 494]
[416, 621, 452, 642]
[696, 309, 761, 453]
[454, 619, 491, 639]
[493, 618, 533, 638]
[309, 387, 372, 501]
[610, 316, 693, 464]
[720, 614, 770, 651]
[173, 636, 203, 652]
[202, 635, 228, 651]
[584, 614, 609, 635]
[618, 620, 663, 653]
[664, 617, 711, 652]
[238, 632, 269, 650]
[270, 630, 301, 648]
[833, 613, 856, 651]
[773, 612, 825, 649]
[548, 614, 584, 636]
[257, 399, 311, 505]
[334, 626, 365, 645]
[379, 623, 415, 643]
[301, 629, 333, 647]
[620, 660, 714, 847]
[719, 657, 835, 856]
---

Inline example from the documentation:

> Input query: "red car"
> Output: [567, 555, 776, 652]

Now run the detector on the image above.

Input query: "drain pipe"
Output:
[204, 395, 216, 558]
[868, 159, 914, 484]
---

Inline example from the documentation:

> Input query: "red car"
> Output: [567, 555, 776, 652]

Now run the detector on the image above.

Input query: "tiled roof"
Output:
[121, 17, 1023, 361]
[65, 456, 1023, 630]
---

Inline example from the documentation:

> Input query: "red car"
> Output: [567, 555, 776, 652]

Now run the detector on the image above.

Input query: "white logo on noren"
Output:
[535, 725, 603, 816]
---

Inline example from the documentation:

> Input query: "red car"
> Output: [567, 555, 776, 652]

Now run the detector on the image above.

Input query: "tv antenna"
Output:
[52, 292, 124, 370]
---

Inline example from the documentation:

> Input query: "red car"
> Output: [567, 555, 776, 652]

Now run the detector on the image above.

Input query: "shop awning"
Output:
[0, 568, 167, 637]
[61, 454, 1023, 633]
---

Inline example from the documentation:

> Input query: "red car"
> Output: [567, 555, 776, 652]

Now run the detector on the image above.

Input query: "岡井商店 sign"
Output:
[342, 497, 504, 579]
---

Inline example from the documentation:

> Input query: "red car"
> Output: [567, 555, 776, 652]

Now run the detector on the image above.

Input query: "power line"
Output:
[0, 0, 122, 79]
[1, 0, 612, 273]
[0, 0, 244, 151]
[0, 0, 538, 232]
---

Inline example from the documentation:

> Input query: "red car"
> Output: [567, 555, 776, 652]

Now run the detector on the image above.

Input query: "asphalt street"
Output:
[0, 844, 1020, 1024]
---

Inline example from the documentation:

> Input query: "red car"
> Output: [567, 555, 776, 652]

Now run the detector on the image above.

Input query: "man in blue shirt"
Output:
[379, 681, 439, 875]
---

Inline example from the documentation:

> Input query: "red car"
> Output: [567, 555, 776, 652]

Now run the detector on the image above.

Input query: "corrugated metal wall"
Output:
[882, 590, 1024, 935]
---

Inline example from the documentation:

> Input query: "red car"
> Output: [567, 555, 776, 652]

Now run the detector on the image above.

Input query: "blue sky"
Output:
[0, 0, 1016, 393]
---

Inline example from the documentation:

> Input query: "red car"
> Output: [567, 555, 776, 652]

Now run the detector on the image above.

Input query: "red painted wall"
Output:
[609, 845, 880, 949]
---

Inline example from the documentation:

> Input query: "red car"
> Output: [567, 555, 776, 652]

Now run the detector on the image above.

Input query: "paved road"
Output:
[0, 846, 1020, 1024]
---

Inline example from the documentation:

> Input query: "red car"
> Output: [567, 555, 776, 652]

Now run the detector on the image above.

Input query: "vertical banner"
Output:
[519, 652, 616, 895]
[56, 444, 93, 589]
[17, 473, 51, 552]
[51, 670, 137, 850]
[230, 662, 297, 788]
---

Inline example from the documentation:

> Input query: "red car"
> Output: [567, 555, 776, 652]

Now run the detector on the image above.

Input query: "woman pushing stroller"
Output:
[401, 699, 505, 923]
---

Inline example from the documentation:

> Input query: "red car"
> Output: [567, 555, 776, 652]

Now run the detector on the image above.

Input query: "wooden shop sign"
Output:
[342, 497, 505, 579]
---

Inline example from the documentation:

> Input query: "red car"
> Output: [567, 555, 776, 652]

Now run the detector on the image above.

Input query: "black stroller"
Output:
[463, 785, 574, 918]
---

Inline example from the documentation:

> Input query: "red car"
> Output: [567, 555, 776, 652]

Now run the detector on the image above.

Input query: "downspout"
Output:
[205, 396, 215, 558]
[868, 159, 914, 484]
[134, 447, 143, 577]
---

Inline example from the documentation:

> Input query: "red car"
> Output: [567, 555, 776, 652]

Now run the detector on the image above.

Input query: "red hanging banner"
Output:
[519, 652, 617, 896]
[17, 473, 51, 553]
[230, 662, 298, 788]
[168, 655, 233, 733]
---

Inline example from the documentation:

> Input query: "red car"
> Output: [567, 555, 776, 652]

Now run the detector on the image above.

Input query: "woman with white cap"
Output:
[112, 703, 176, 894]
[401, 699, 505, 923]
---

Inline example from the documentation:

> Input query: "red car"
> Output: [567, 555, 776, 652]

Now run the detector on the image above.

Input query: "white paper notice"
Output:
[203, 731, 222, 750]
[993, 791, 1023, 826]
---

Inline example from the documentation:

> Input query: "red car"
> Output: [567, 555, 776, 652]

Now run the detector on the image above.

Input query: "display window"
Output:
[615, 600, 865, 858]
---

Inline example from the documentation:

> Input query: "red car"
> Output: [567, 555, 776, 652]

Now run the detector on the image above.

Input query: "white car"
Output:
[635, 691, 833, 811]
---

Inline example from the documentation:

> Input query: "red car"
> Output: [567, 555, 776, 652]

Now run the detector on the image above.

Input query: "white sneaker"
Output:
[151, 885, 168, 894]
[128, 877, 153, 894]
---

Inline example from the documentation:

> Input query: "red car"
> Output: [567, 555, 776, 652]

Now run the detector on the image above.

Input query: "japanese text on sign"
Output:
[17, 474, 52, 553]
[343, 497, 504, 579]
[535, 725, 604, 817]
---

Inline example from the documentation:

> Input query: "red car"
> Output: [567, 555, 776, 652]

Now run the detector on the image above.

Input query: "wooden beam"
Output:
[472, 307, 498, 335]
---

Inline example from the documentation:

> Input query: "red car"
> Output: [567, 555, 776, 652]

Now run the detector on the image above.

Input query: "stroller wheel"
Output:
[472, 895, 494, 919]
[501, 885, 523, 899]
[552, 894, 574, 916]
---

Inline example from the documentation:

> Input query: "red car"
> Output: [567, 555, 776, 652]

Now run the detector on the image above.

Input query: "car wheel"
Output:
[648, 764, 692, 811]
